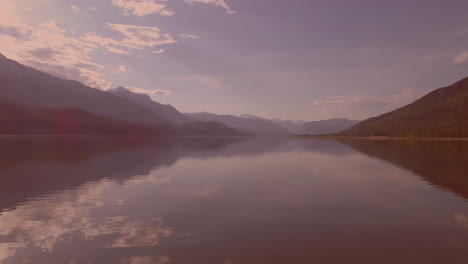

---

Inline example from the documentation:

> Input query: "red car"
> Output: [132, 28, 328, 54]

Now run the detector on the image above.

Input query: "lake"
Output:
[1, 137, 468, 264]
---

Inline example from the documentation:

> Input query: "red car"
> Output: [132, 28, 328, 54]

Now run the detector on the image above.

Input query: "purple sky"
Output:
[1, 0, 468, 120]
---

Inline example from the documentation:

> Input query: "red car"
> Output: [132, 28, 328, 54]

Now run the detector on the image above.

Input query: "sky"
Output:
[1, 0, 468, 121]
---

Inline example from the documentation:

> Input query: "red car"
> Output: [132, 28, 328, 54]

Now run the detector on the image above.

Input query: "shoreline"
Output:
[292, 135, 468, 141]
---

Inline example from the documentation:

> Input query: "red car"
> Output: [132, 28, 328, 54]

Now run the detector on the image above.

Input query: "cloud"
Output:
[112, 0, 174, 17]
[0, 8, 112, 89]
[185, 0, 236, 14]
[178, 34, 200, 39]
[106, 23, 176, 49]
[117, 64, 128, 72]
[153, 48, 165, 54]
[26, 47, 64, 61]
[126, 87, 172, 96]
[454, 52, 468, 64]
[71, 5, 92, 18]
[83, 23, 176, 55]
[0, 25, 32, 40]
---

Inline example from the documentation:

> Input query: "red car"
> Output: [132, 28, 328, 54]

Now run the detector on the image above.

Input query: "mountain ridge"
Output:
[0, 54, 165, 125]
[338, 77, 468, 138]
[107, 87, 192, 124]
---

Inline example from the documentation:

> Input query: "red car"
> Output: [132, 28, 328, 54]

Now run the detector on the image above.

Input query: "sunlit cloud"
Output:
[106, 23, 177, 48]
[126, 87, 172, 96]
[454, 52, 468, 64]
[83, 23, 176, 55]
[71, 4, 92, 18]
[185, 0, 236, 14]
[179, 33, 200, 39]
[0, 0, 182, 90]
[117, 64, 128, 72]
[112, 0, 174, 17]
[0, 12, 111, 88]
[153, 48, 165, 54]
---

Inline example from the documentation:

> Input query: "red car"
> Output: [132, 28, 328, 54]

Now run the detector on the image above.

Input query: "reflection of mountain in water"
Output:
[0, 137, 356, 213]
[339, 139, 468, 200]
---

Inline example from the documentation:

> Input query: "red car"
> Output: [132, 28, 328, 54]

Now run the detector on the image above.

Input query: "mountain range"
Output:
[5, 51, 466, 138]
[0, 53, 243, 136]
[186, 112, 291, 135]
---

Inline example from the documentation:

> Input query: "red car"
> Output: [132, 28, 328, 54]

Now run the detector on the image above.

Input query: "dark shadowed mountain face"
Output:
[339, 77, 468, 137]
[185, 112, 290, 135]
[0, 54, 164, 125]
[0, 100, 171, 135]
[107, 87, 192, 124]
[302, 118, 359, 135]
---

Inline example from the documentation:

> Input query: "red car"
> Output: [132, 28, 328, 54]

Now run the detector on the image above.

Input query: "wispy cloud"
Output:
[126, 87, 172, 96]
[83, 23, 176, 56]
[117, 64, 128, 72]
[112, 0, 174, 17]
[185, 0, 236, 14]
[178, 34, 200, 39]
[153, 48, 165, 54]
[454, 52, 468, 64]
[71, 5, 92, 18]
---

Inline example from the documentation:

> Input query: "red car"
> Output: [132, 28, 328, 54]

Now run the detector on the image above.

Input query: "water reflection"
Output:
[0, 137, 468, 263]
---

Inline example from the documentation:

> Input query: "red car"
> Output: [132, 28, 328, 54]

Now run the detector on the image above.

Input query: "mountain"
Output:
[339, 77, 468, 137]
[302, 118, 359, 135]
[239, 114, 305, 134]
[177, 121, 246, 136]
[0, 53, 164, 125]
[0, 100, 168, 135]
[0, 100, 246, 136]
[186, 112, 290, 135]
[107, 87, 192, 124]
[270, 118, 305, 134]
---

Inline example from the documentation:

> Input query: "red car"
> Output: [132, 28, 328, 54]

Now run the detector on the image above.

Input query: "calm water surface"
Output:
[1, 137, 468, 264]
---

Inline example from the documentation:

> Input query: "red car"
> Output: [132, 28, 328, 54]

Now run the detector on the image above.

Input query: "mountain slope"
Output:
[0, 53, 164, 125]
[339, 77, 468, 137]
[186, 112, 290, 135]
[303, 118, 359, 135]
[0, 100, 168, 135]
[177, 121, 246, 136]
[108, 87, 191, 124]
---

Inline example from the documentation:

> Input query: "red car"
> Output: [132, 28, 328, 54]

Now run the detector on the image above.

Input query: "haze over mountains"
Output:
[303, 118, 359, 135]
[185, 112, 291, 135]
